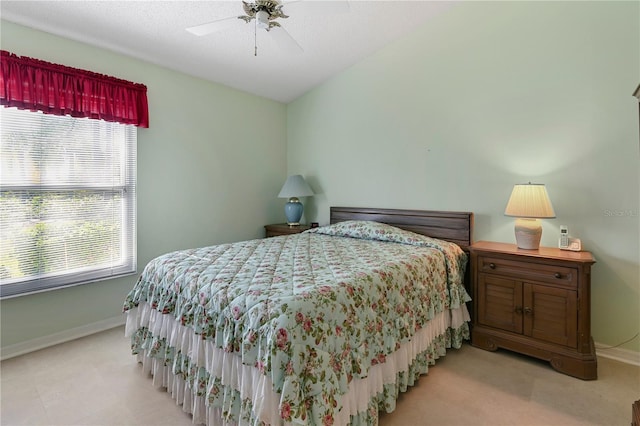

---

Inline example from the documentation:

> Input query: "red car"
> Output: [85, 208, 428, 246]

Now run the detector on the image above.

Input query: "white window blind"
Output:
[0, 107, 136, 298]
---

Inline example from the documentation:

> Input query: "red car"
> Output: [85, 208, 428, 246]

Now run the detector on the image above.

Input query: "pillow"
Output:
[306, 220, 428, 245]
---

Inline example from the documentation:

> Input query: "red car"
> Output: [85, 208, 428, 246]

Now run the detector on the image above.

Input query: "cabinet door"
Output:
[523, 283, 577, 348]
[477, 274, 523, 334]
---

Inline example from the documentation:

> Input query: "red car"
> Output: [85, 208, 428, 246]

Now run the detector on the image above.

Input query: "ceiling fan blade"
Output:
[186, 16, 242, 36]
[268, 26, 303, 54]
[282, 0, 350, 15]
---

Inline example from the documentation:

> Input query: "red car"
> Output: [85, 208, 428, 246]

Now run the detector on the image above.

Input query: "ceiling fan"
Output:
[186, 0, 348, 56]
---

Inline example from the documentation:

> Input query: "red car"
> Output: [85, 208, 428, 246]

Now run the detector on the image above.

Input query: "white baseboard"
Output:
[596, 342, 640, 366]
[1, 315, 125, 361]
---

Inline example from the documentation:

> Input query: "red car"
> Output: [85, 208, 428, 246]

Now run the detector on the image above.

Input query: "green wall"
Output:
[287, 2, 640, 353]
[0, 21, 287, 350]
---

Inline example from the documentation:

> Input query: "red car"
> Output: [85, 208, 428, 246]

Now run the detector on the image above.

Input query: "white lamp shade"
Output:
[504, 183, 556, 219]
[278, 175, 314, 199]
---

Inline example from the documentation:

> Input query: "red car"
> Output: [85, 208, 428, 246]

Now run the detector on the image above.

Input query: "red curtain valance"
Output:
[0, 50, 149, 128]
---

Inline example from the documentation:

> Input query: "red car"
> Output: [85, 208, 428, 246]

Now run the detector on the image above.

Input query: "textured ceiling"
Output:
[1, 1, 456, 103]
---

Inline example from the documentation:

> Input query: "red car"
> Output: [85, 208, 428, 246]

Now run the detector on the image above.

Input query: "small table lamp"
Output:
[278, 174, 314, 226]
[504, 183, 556, 250]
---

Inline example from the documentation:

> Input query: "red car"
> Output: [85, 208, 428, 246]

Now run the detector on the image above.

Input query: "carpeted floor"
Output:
[1, 326, 638, 425]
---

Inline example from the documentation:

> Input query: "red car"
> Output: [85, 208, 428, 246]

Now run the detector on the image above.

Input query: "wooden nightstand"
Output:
[469, 241, 597, 380]
[264, 223, 311, 238]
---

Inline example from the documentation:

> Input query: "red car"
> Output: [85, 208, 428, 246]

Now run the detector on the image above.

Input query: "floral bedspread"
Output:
[123, 221, 470, 425]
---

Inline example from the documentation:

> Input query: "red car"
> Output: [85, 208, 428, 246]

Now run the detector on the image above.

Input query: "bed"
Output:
[123, 207, 474, 426]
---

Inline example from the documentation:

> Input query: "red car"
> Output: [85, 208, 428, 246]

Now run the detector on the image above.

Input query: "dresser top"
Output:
[471, 241, 596, 264]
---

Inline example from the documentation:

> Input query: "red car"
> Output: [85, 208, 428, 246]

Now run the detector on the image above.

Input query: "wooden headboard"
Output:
[330, 207, 474, 252]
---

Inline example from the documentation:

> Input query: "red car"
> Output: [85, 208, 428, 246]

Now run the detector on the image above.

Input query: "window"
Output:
[0, 49, 147, 298]
[0, 107, 136, 298]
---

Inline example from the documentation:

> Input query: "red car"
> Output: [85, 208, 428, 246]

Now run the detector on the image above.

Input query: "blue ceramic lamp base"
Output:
[284, 198, 304, 226]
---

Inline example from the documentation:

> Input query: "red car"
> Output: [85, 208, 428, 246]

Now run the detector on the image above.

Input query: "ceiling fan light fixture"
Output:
[256, 9, 270, 29]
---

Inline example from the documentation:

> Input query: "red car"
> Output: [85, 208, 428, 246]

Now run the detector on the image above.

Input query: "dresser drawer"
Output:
[478, 255, 577, 288]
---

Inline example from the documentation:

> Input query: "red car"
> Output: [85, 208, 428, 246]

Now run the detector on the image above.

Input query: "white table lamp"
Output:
[504, 183, 556, 250]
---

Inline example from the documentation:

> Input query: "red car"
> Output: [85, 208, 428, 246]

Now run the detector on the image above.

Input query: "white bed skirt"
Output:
[125, 302, 470, 426]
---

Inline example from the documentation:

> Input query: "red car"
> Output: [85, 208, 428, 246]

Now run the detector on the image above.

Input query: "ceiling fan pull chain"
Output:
[254, 17, 258, 56]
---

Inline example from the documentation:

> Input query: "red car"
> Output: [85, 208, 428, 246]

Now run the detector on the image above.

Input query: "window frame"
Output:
[0, 107, 137, 299]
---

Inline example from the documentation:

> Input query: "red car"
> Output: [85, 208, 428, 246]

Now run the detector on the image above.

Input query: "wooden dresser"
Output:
[470, 241, 597, 380]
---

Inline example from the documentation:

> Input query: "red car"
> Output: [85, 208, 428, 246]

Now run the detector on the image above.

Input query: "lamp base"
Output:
[284, 197, 303, 226]
[514, 218, 542, 250]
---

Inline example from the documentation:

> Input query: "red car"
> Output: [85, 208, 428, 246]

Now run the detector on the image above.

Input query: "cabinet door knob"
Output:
[489, 263, 496, 269]
[524, 307, 533, 315]
[515, 306, 523, 314]
[554, 272, 562, 279]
